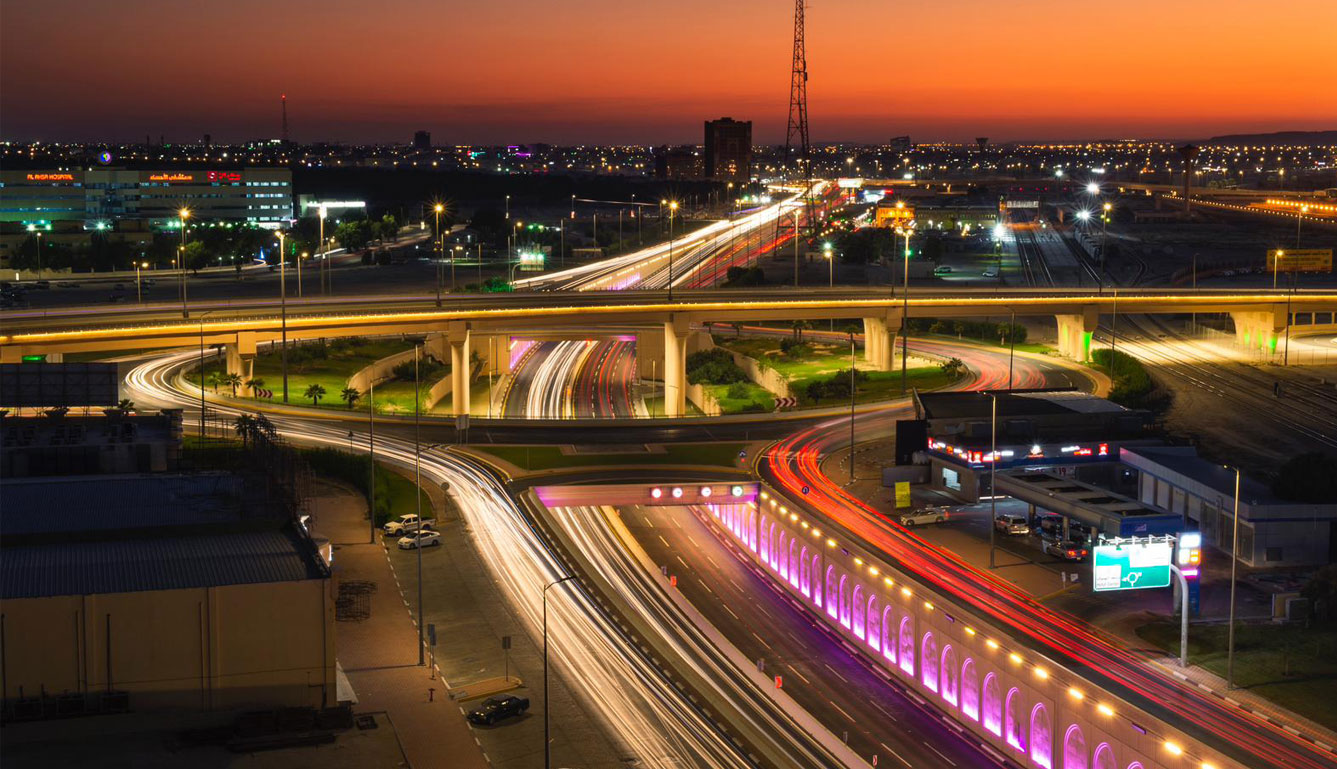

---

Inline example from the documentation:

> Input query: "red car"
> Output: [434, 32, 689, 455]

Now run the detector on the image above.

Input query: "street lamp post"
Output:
[277, 231, 290, 403]
[989, 392, 998, 568]
[1296, 204, 1309, 247]
[135, 261, 148, 303]
[368, 376, 376, 544]
[793, 209, 801, 287]
[1273, 250, 1284, 289]
[896, 223, 914, 395]
[543, 575, 577, 769]
[1225, 466, 1242, 688]
[318, 206, 328, 295]
[434, 204, 445, 308]
[31, 229, 43, 275]
[413, 345, 425, 666]
[179, 208, 191, 318]
[667, 201, 678, 300]
[848, 332, 856, 484]
[1100, 202, 1112, 275]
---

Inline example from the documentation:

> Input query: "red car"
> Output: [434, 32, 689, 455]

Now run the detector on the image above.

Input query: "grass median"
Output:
[1136, 620, 1337, 730]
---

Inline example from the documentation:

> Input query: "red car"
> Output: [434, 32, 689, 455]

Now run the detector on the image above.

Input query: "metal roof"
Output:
[1, 529, 325, 599]
[1, 473, 265, 536]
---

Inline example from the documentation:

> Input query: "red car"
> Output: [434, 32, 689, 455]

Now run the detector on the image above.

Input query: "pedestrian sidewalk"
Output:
[312, 482, 491, 769]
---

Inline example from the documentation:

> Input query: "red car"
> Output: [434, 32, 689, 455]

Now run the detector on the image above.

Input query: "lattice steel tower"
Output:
[779, 0, 816, 255]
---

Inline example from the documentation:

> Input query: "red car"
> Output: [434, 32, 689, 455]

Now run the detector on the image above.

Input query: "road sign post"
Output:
[1093, 537, 1173, 592]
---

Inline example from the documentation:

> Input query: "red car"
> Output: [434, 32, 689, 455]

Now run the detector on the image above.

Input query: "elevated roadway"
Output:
[6, 286, 1333, 417]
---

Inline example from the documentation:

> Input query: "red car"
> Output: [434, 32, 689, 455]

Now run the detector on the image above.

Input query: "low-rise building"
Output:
[1122, 446, 1337, 567]
[1, 472, 335, 718]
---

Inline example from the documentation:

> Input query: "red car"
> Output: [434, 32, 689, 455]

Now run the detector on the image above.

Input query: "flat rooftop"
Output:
[0, 472, 327, 599]
[916, 389, 1129, 420]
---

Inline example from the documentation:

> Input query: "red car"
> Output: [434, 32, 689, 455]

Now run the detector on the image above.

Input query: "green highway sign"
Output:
[1093, 539, 1172, 591]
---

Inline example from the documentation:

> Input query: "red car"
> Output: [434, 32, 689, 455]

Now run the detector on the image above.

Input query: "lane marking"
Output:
[822, 663, 849, 684]
[750, 632, 773, 651]
[880, 742, 913, 767]
[828, 700, 855, 723]
[722, 604, 740, 620]
[786, 664, 812, 685]
[924, 743, 956, 766]
[658, 535, 670, 548]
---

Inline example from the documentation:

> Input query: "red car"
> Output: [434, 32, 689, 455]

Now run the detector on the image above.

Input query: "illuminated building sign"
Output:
[26, 173, 75, 181]
[148, 173, 195, 182]
[207, 171, 242, 182]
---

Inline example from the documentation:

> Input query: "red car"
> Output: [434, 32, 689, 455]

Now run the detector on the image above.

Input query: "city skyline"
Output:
[3, 0, 1335, 145]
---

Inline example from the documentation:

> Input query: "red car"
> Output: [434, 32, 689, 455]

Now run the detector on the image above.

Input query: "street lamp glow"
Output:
[1077, 210, 1092, 222]
[992, 223, 1006, 239]
[434, 203, 444, 214]
[1086, 182, 1100, 194]
[1103, 202, 1113, 212]
[178, 208, 191, 220]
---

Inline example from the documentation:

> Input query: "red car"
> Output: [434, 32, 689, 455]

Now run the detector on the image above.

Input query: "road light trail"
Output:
[761, 357, 1337, 769]
[123, 350, 755, 769]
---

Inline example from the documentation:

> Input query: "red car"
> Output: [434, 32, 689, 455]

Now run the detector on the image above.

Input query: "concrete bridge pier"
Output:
[862, 316, 895, 371]
[664, 316, 690, 418]
[223, 333, 257, 396]
[1054, 308, 1099, 362]
[447, 324, 472, 417]
[1230, 307, 1286, 353]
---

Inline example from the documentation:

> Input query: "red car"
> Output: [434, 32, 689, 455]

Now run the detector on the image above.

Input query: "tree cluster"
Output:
[686, 348, 748, 385]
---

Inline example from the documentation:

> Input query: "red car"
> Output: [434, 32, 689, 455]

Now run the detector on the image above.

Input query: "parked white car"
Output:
[383, 514, 435, 536]
[897, 506, 950, 527]
[994, 514, 1030, 535]
[398, 530, 442, 549]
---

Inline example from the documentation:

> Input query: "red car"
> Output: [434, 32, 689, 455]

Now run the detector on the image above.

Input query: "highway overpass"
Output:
[4, 287, 1335, 417]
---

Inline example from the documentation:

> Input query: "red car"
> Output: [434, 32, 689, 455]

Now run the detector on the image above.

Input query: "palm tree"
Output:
[234, 414, 257, 447]
[254, 413, 277, 441]
[222, 372, 243, 396]
[117, 398, 135, 412]
[791, 319, 810, 343]
[305, 383, 327, 406]
[245, 377, 266, 398]
[341, 387, 361, 409]
[205, 371, 221, 392]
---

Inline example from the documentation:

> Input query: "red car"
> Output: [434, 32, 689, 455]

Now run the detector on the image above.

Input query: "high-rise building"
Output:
[703, 118, 752, 184]
[413, 130, 431, 150]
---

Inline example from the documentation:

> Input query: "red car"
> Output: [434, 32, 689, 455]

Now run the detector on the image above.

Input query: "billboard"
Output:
[1267, 248, 1332, 273]
[1093, 539, 1172, 591]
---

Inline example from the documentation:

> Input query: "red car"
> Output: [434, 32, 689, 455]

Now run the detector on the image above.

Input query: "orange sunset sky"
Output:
[2, 0, 1334, 144]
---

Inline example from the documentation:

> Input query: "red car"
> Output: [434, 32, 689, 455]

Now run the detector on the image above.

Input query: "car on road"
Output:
[397, 530, 442, 549]
[467, 695, 530, 725]
[106, 294, 127, 303]
[994, 514, 1029, 535]
[56, 281, 78, 288]
[982, 269, 998, 279]
[1042, 536, 1089, 561]
[383, 513, 435, 535]
[140, 278, 156, 286]
[933, 265, 953, 276]
[32, 280, 50, 290]
[897, 506, 950, 527]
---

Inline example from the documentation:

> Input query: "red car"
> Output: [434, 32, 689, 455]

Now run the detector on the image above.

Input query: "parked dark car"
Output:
[467, 695, 530, 725]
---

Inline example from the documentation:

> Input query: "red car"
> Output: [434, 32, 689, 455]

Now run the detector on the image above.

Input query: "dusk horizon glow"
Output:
[3, 0, 1336, 145]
